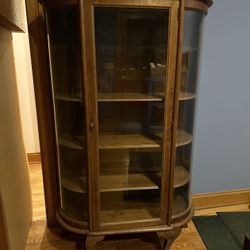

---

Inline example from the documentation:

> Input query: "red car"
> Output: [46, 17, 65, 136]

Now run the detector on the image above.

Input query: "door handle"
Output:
[90, 119, 95, 130]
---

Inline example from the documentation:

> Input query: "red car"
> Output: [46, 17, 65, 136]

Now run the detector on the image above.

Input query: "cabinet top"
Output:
[39, 0, 213, 14]
[185, 0, 213, 14]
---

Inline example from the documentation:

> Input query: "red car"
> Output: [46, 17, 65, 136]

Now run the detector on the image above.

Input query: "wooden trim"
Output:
[161, 5, 180, 225]
[0, 15, 23, 32]
[90, 0, 179, 8]
[167, 0, 185, 225]
[25, 0, 59, 227]
[185, 0, 213, 15]
[0, 191, 10, 250]
[192, 188, 250, 209]
[80, 0, 101, 231]
[27, 152, 41, 164]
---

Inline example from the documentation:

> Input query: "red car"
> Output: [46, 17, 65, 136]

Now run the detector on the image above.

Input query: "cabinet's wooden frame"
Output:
[26, 0, 59, 227]
[27, 0, 212, 237]
[79, 0, 182, 232]
[167, 0, 185, 225]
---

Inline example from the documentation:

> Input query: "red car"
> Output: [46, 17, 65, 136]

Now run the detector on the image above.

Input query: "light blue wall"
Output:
[191, 0, 250, 194]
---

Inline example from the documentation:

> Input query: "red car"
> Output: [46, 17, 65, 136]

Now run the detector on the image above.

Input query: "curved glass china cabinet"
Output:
[27, 0, 213, 249]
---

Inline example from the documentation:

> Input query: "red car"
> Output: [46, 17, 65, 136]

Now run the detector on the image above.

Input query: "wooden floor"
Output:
[26, 163, 249, 250]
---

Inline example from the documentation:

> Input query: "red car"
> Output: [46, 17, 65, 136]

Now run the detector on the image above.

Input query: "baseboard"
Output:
[192, 188, 250, 209]
[27, 153, 41, 164]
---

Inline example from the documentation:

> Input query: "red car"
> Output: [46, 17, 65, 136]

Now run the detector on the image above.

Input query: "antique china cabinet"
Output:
[26, 0, 212, 248]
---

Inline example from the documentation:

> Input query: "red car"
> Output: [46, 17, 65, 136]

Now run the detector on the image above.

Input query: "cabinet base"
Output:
[56, 208, 194, 249]
[78, 227, 182, 250]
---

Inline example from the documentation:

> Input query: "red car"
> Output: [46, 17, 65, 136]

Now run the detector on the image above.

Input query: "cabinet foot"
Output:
[157, 227, 182, 250]
[140, 232, 162, 250]
[85, 235, 105, 250]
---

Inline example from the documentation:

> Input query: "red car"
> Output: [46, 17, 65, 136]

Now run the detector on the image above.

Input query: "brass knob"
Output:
[90, 119, 95, 130]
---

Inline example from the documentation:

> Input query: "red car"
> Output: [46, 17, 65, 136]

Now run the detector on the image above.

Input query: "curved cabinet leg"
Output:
[85, 235, 105, 250]
[140, 232, 162, 250]
[157, 227, 182, 250]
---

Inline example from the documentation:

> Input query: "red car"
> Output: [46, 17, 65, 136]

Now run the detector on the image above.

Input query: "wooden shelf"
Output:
[62, 177, 87, 193]
[54, 92, 195, 102]
[174, 166, 190, 188]
[101, 197, 160, 224]
[176, 130, 193, 147]
[62, 166, 189, 194]
[100, 173, 160, 192]
[172, 195, 188, 217]
[153, 130, 192, 147]
[58, 135, 84, 150]
[99, 134, 161, 150]
[179, 92, 196, 101]
[62, 172, 160, 193]
[98, 92, 164, 102]
[55, 93, 81, 102]
[58, 130, 191, 150]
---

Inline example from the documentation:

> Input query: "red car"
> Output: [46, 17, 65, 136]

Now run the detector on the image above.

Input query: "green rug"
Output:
[218, 212, 250, 248]
[193, 216, 240, 250]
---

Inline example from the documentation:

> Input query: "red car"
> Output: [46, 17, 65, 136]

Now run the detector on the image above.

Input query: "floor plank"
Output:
[26, 163, 249, 249]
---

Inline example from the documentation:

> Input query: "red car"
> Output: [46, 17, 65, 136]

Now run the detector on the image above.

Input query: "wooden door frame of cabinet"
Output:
[185, 0, 213, 15]
[25, 0, 60, 227]
[167, 0, 185, 225]
[79, 0, 100, 232]
[161, 2, 181, 225]
[40, 0, 213, 14]
[79, 0, 183, 231]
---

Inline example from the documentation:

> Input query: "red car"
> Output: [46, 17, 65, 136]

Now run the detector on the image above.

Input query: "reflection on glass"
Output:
[172, 11, 204, 219]
[94, 7, 169, 224]
[46, 7, 88, 224]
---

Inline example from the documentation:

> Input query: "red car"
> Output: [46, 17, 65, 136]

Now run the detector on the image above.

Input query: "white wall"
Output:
[192, 0, 250, 193]
[12, 0, 40, 154]
[0, 0, 32, 247]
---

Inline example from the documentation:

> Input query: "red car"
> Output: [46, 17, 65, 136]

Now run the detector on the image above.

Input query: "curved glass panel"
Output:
[172, 10, 204, 219]
[46, 7, 88, 225]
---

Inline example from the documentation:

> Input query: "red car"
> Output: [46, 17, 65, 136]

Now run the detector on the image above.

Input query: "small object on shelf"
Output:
[150, 62, 166, 78]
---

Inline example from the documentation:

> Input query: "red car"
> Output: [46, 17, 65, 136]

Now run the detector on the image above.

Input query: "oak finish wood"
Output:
[27, 152, 41, 164]
[25, 0, 59, 227]
[176, 130, 192, 147]
[160, 2, 180, 225]
[80, 0, 101, 231]
[99, 134, 161, 149]
[167, 0, 185, 225]
[179, 92, 196, 101]
[40, 0, 213, 14]
[98, 93, 164, 102]
[193, 188, 250, 209]
[61, 165, 189, 193]
[53, 91, 195, 102]
[62, 166, 189, 195]
[185, 0, 213, 15]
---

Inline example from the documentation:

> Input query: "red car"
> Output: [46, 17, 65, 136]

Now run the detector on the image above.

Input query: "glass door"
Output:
[94, 7, 171, 227]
